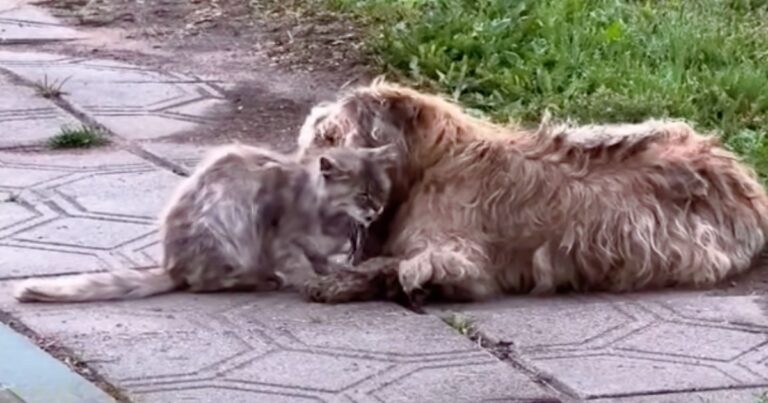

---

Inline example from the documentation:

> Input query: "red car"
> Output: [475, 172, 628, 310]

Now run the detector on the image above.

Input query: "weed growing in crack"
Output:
[441, 312, 476, 337]
[48, 124, 108, 149]
[33, 74, 72, 99]
[756, 391, 768, 403]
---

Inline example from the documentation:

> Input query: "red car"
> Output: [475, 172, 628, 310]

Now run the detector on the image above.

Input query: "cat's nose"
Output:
[363, 211, 376, 225]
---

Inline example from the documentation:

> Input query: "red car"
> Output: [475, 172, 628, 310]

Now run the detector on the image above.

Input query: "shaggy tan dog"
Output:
[296, 79, 768, 304]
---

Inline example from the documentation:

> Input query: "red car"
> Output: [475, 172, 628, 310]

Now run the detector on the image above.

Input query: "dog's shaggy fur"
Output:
[296, 79, 768, 303]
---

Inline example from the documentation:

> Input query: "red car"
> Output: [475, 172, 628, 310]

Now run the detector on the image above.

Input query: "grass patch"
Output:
[48, 124, 108, 149]
[321, 0, 768, 181]
[33, 74, 71, 99]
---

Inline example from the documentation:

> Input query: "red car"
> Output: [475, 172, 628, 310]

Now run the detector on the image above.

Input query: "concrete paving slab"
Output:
[590, 388, 768, 403]
[55, 169, 181, 219]
[0, 51, 227, 141]
[13, 216, 154, 250]
[139, 141, 209, 171]
[0, 148, 177, 277]
[0, 200, 35, 230]
[0, 165, 71, 188]
[593, 388, 768, 402]
[431, 293, 768, 400]
[0, 4, 82, 43]
[0, 73, 81, 148]
[0, 244, 111, 279]
[0, 288, 558, 403]
[0, 148, 152, 171]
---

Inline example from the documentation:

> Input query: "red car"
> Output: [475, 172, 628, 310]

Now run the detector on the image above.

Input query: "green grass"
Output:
[48, 124, 108, 149]
[321, 0, 768, 181]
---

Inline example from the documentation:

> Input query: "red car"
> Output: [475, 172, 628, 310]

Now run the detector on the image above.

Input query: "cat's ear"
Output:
[319, 156, 342, 178]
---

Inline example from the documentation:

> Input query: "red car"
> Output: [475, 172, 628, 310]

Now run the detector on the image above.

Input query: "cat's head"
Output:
[315, 144, 399, 226]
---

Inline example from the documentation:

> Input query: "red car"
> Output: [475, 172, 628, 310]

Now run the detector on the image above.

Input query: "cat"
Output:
[14, 143, 396, 303]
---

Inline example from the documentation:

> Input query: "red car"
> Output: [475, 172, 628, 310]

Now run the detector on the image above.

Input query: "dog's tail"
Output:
[13, 268, 180, 303]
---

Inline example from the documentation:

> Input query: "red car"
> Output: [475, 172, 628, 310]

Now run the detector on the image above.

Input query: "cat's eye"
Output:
[355, 193, 370, 204]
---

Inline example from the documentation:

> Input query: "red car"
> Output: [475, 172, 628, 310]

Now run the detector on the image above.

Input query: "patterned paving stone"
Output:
[0, 73, 81, 148]
[225, 350, 393, 392]
[0, 245, 110, 279]
[592, 387, 768, 403]
[139, 141, 210, 171]
[431, 293, 768, 400]
[368, 360, 558, 403]
[56, 169, 181, 219]
[0, 165, 70, 188]
[0, 288, 558, 403]
[0, 148, 153, 170]
[13, 216, 153, 250]
[0, 50, 228, 140]
[0, 200, 35, 230]
[0, 149, 175, 275]
[0, 2, 82, 43]
[135, 388, 322, 403]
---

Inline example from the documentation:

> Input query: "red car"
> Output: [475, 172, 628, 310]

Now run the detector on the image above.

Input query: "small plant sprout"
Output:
[33, 74, 72, 99]
[441, 312, 476, 337]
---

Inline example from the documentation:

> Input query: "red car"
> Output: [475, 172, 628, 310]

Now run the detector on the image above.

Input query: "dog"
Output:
[295, 78, 768, 305]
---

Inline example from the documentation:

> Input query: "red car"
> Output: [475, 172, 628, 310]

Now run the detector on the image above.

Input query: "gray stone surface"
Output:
[0, 73, 81, 148]
[0, 50, 229, 140]
[0, 149, 172, 278]
[139, 141, 210, 171]
[0, 1, 82, 43]
[431, 293, 768, 400]
[593, 387, 768, 402]
[0, 287, 557, 403]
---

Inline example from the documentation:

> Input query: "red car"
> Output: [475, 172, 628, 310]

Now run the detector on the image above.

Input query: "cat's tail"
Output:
[13, 268, 180, 303]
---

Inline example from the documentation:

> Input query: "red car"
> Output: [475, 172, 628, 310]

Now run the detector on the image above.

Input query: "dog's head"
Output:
[298, 79, 424, 159]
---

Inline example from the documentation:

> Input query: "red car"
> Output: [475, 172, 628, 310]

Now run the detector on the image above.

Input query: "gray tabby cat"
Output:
[14, 143, 396, 303]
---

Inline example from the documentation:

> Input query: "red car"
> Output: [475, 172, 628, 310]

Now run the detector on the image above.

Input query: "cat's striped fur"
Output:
[14, 143, 396, 303]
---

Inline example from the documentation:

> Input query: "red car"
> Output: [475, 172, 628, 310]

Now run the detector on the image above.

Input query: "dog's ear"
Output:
[365, 144, 400, 166]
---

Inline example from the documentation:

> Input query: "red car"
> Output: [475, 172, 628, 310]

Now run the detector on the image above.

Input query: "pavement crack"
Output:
[0, 66, 191, 178]
[438, 311, 578, 402]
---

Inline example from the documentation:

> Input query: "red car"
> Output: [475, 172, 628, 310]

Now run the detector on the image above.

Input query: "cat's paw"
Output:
[301, 270, 380, 304]
[302, 275, 341, 303]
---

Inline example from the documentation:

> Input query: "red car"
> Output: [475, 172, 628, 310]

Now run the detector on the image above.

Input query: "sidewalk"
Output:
[2, 1, 768, 402]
